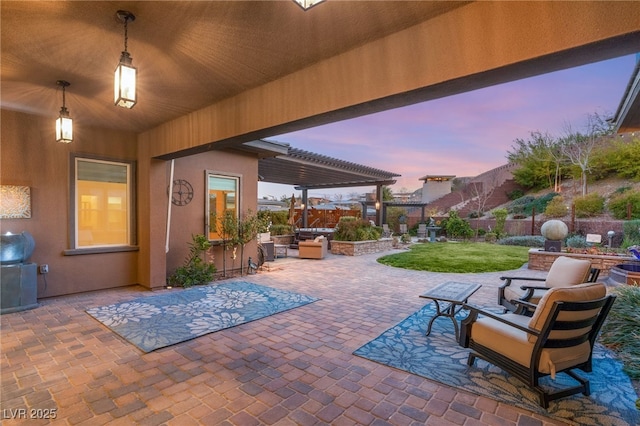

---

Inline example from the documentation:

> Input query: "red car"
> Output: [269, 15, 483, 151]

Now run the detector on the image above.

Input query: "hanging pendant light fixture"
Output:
[114, 10, 137, 108]
[55, 80, 73, 143]
[293, 0, 324, 10]
[293, 0, 326, 10]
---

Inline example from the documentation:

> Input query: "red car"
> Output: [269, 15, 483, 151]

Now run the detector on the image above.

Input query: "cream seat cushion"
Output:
[472, 282, 606, 379]
[503, 256, 592, 305]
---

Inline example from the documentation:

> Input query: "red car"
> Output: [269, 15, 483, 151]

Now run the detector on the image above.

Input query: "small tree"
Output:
[238, 210, 260, 275]
[219, 210, 239, 277]
[492, 208, 508, 238]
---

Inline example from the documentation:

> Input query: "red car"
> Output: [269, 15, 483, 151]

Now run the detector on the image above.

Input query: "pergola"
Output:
[240, 139, 400, 226]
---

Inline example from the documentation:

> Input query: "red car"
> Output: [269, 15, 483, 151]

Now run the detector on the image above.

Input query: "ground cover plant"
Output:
[599, 285, 640, 408]
[377, 242, 530, 273]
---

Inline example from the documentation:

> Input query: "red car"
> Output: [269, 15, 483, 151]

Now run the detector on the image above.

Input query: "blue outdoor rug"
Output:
[87, 282, 319, 352]
[354, 303, 639, 426]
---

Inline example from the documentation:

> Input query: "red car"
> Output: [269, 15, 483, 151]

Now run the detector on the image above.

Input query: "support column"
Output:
[136, 154, 168, 290]
[376, 185, 383, 226]
[302, 189, 308, 228]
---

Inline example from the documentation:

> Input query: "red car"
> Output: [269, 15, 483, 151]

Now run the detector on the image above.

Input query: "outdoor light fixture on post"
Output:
[114, 10, 137, 108]
[55, 80, 72, 143]
[293, 0, 325, 10]
[375, 200, 381, 210]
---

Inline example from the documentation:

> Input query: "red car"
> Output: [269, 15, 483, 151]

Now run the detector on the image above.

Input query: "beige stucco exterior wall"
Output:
[1, 110, 260, 296]
[1, 110, 139, 297]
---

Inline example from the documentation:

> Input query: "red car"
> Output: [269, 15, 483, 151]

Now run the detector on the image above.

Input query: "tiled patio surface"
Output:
[1, 248, 572, 425]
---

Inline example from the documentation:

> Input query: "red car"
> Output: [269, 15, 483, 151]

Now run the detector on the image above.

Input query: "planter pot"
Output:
[258, 232, 271, 243]
[271, 234, 294, 245]
[527, 248, 636, 276]
[330, 238, 394, 256]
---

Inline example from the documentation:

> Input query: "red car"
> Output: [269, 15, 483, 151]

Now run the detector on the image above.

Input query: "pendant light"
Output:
[55, 80, 73, 143]
[293, 0, 325, 10]
[114, 10, 137, 108]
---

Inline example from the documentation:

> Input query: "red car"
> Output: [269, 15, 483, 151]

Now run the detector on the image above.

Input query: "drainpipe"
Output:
[166, 160, 174, 253]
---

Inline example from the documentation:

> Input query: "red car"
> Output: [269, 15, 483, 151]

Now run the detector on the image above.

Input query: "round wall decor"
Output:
[171, 179, 194, 206]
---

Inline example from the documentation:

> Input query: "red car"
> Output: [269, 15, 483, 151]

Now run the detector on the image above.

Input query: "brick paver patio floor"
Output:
[2, 248, 571, 425]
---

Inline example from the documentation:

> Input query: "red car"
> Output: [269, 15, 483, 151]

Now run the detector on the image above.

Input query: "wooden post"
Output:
[531, 206, 535, 235]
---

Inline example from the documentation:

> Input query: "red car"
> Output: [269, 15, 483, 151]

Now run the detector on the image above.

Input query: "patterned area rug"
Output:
[87, 282, 319, 352]
[354, 303, 639, 426]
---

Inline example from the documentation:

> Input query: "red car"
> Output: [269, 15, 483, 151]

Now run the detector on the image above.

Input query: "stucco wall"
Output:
[1, 110, 260, 297]
[1, 110, 138, 298]
[165, 152, 259, 278]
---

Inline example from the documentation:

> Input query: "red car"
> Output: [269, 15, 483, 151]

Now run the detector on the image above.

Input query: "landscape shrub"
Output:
[269, 224, 291, 236]
[622, 219, 640, 248]
[167, 234, 216, 288]
[573, 193, 605, 218]
[544, 195, 568, 218]
[269, 211, 289, 225]
[508, 193, 558, 217]
[507, 189, 525, 200]
[484, 232, 497, 243]
[334, 218, 380, 241]
[444, 210, 474, 239]
[608, 189, 640, 220]
[528, 192, 559, 216]
[565, 235, 589, 248]
[507, 195, 536, 215]
[615, 186, 632, 195]
[497, 235, 545, 247]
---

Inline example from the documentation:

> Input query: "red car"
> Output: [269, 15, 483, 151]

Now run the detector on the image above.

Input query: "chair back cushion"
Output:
[527, 282, 606, 342]
[544, 256, 592, 288]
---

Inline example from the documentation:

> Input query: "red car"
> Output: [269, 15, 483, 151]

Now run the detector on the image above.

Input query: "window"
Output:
[72, 156, 135, 250]
[207, 173, 240, 241]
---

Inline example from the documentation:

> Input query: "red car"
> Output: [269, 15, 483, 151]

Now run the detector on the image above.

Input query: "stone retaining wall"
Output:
[527, 248, 636, 275]
[331, 238, 394, 256]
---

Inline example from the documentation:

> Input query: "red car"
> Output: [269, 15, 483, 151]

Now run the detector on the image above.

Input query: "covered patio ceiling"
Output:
[240, 140, 399, 190]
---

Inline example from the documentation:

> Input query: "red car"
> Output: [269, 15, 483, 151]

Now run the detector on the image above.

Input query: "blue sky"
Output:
[259, 54, 638, 200]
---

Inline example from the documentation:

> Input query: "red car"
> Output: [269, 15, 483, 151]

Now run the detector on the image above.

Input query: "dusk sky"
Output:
[258, 53, 638, 200]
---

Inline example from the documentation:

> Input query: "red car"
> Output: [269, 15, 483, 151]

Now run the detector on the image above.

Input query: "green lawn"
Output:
[377, 242, 531, 273]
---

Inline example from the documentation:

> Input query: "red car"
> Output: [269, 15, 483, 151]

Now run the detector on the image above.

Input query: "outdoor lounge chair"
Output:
[399, 224, 407, 234]
[498, 256, 599, 315]
[382, 224, 392, 238]
[417, 223, 427, 239]
[298, 236, 328, 259]
[459, 282, 615, 408]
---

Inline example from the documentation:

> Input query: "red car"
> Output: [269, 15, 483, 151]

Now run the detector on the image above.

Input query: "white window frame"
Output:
[65, 155, 137, 255]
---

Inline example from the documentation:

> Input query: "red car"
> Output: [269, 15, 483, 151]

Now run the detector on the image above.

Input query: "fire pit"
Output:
[608, 263, 640, 286]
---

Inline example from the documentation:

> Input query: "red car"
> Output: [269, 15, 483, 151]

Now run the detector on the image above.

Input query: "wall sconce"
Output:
[293, 0, 325, 10]
[375, 200, 381, 210]
[55, 80, 72, 143]
[114, 10, 137, 108]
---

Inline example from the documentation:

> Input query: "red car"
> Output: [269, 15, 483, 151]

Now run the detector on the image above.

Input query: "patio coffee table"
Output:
[419, 281, 481, 340]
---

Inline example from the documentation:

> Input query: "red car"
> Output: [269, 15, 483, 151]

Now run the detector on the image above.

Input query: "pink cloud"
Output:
[265, 55, 637, 197]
